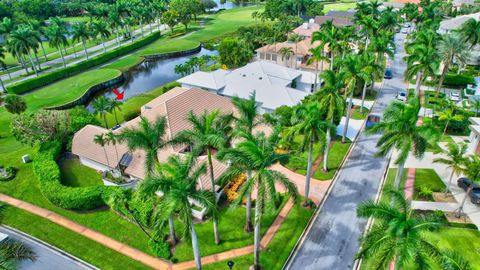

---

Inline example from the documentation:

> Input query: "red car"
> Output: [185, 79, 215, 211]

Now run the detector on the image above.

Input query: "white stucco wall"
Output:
[79, 157, 109, 172]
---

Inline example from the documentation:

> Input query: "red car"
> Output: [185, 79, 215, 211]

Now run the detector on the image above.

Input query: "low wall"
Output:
[46, 73, 125, 110]
[142, 44, 202, 60]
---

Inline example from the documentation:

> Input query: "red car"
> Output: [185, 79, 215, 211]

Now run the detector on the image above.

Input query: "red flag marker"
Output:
[112, 87, 124, 100]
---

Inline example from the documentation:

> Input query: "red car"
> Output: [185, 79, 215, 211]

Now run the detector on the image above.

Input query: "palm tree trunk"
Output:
[101, 36, 106, 53]
[113, 108, 120, 126]
[245, 171, 253, 232]
[313, 61, 319, 92]
[4, 67, 11, 80]
[435, 61, 450, 98]
[103, 113, 109, 129]
[456, 184, 473, 218]
[59, 48, 66, 68]
[34, 51, 41, 71]
[26, 51, 38, 77]
[253, 187, 262, 270]
[207, 148, 220, 245]
[190, 225, 202, 270]
[103, 146, 111, 169]
[0, 77, 5, 92]
[304, 139, 314, 206]
[445, 169, 455, 197]
[394, 160, 405, 189]
[342, 91, 354, 144]
[169, 214, 176, 245]
[360, 81, 368, 113]
[443, 120, 449, 135]
[82, 39, 89, 59]
[323, 119, 333, 172]
[40, 42, 48, 61]
[414, 71, 423, 95]
[140, 20, 144, 37]
[71, 44, 77, 58]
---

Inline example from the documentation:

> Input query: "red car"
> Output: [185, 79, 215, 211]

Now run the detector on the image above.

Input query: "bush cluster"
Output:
[0, 166, 17, 181]
[148, 238, 171, 259]
[33, 140, 109, 210]
[7, 32, 160, 95]
[443, 73, 475, 88]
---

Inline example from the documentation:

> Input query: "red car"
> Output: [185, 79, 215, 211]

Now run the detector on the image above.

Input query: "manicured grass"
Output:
[201, 202, 314, 270]
[24, 69, 121, 111]
[3, 207, 150, 270]
[351, 106, 369, 120]
[413, 168, 446, 201]
[59, 159, 103, 187]
[323, 2, 357, 12]
[313, 140, 352, 180]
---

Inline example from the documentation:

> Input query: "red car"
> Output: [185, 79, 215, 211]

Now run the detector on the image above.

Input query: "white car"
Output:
[401, 29, 408, 34]
[397, 91, 407, 102]
[450, 91, 461, 102]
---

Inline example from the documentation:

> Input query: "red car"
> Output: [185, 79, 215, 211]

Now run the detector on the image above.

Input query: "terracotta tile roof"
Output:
[255, 38, 321, 56]
[196, 156, 228, 192]
[314, 16, 353, 27]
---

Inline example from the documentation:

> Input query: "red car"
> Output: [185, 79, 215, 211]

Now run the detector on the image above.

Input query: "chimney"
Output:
[302, 22, 308, 29]
[309, 18, 314, 24]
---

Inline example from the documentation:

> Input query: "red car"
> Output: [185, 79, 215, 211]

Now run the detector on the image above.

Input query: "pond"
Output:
[210, 0, 251, 11]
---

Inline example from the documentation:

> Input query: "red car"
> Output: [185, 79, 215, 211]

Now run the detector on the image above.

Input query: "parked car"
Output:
[470, 187, 480, 204]
[384, 69, 393, 79]
[395, 27, 400, 33]
[404, 23, 411, 28]
[396, 91, 407, 102]
[457, 177, 478, 191]
[366, 114, 381, 128]
[401, 29, 408, 34]
[450, 91, 461, 102]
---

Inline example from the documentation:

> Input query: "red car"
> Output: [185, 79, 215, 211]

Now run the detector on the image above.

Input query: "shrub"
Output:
[442, 73, 475, 88]
[33, 140, 109, 210]
[123, 109, 141, 121]
[7, 32, 160, 95]
[149, 239, 171, 259]
[0, 166, 17, 181]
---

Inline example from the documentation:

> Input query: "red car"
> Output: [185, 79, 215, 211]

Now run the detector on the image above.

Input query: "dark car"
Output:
[457, 177, 478, 191]
[366, 114, 381, 128]
[470, 187, 480, 204]
[384, 69, 393, 79]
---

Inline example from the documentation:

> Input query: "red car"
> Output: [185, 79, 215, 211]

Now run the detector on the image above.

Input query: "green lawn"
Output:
[313, 140, 352, 180]
[201, 203, 314, 270]
[59, 159, 103, 187]
[323, 2, 357, 12]
[351, 106, 369, 120]
[413, 168, 446, 201]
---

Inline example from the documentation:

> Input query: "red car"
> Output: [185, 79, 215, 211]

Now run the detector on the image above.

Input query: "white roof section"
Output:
[439, 12, 480, 32]
[177, 69, 229, 90]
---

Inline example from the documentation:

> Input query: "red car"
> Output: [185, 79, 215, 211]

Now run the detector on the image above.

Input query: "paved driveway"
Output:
[0, 227, 95, 270]
[284, 32, 409, 270]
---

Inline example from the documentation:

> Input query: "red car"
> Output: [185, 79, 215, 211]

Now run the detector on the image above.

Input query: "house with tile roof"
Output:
[177, 61, 316, 113]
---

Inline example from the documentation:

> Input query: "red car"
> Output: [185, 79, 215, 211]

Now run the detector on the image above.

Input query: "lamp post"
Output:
[227, 260, 234, 269]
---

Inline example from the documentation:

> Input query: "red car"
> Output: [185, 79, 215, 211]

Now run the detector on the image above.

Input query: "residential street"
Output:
[285, 32, 408, 269]
[0, 227, 95, 270]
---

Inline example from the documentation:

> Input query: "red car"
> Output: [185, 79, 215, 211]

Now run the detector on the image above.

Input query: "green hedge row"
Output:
[443, 73, 475, 88]
[7, 32, 161, 95]
[33, 140, 110, 210]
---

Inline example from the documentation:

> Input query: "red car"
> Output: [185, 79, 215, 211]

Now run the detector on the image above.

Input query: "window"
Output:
[272, 54, 277, 61]
[266, 53, 271, 61]
[259, 53, 265, 59]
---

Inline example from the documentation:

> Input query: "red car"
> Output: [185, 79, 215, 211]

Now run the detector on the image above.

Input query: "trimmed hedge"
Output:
[7, 32, 160, 95]
[33, 140, 110, 210]
[443, 73, 475, 88]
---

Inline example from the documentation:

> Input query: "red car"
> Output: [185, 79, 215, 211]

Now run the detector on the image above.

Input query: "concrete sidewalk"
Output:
[411, 201, 459, 212]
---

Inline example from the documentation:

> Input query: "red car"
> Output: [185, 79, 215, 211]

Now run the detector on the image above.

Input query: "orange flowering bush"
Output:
[223, 174, 246, 201]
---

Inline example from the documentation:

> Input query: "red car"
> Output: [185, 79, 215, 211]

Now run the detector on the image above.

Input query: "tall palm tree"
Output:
[471, 98, 480, 117]
[0, 45, 7, 91]
[438, 109, 464, 135]
[106, 131, 120, 169]
[92, 96, 111, 129]
[107, 98, 122, 127]
[118, 116, 168, 174]
[45, 24, 68, 68]
[279, 47, 294, 67]
[312, 20, 340, 70]
[315, 70, 345, 171]
[457, 155, 480, 217]
[288, 33, 304, 69]
[368, 32, 394, 65]
[340, 54, 370, 143]
[174, 110, 232, 245]
[435, 33, 470, 97]
[367, 96, 437, 188]
[458, 18, 480, 48]
[359, 52, 382, 113]
[72, 22, 91, 59]
[357, 189, 466, 269]
[9, 25, 39, 76]
[153, 154, 217, 270]
[433, 142, 467, 197]
[92, 21, 111, 53]
[27, 19, 48, 62]
[307, 46, 329, 92]
[217, 130, 298, 270]
[288, 102, 331, 205]
[108, 8, 123, 47]
[94, 133, 111, 170]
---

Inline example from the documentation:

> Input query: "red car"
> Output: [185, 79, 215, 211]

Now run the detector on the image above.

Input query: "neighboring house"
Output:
[468, 117, 480, 154]
[72, 87, 238, 193]
[313, 15, 354, 27]
[177, 61, 316, 113]
[379, 2, 406, 11]
[255, 38, 323, 70]
[438, 12, 480, 65]
[453, 0, 475, 8]
[293, 19, 320, 38]
[325, 10, 356, 18]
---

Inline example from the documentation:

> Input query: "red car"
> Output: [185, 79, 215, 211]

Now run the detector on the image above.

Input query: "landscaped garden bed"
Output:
[413, 168, 447, 201]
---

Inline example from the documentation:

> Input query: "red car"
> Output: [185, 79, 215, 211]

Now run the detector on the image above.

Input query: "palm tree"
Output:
[118, 116, 168, 174]
[72, 22, 91, 59]
[27, 19, 48, 62]
[279, 47, 294, 67]
[367, 96, 437, 188]
[92, 21, 111, 53]
[315, 70, 345, 171]
[107, 98, 122, 127]
[0, 45, 8, 91]
[433, 142, 467, 197]
[435, 33, 470, 97]
[471, 98, 480, 117]
[92, 96, 111, 129]
[217, 130, 298, 270]
[288, 102, 331, 205]
[4, 95, 27, 114]
[9, 25, 39, 76]
[153, 154, 217, 270]
[45, 24, 68, 68]
[457, 155, 480, 217]
[458, 18, 480, 48]
[340, 54, 370, 143]
[307, 46, 329, 92]
[368, 32, 394, 65]
[288, 33, 304, 69]
[438, 109, 464, 135]
[106, 131, 120, 169]
[94, 133, 111, 170]
[312, 20, 340, 70]
[230, 93, 261, 232]
[174, 110, 232, 245]
[357, 189, 465, 269]
[108, 8, 123, 47]
[359, 52, 382, 113]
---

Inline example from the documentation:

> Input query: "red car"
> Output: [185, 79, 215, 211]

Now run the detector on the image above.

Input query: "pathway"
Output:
[411, 201, 458, 212]
[404, 168, 416, 200]
[284, 31, 407, 270]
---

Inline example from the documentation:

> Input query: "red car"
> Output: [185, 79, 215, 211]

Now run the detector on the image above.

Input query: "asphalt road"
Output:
[284, 31, 408, 270]
[0, 227, 95, 270]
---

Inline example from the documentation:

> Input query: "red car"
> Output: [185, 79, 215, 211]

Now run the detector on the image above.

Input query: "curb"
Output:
[1, 225, 99, 270]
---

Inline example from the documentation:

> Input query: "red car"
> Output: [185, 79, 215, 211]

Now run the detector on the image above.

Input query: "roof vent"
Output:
[259, 77, 263, 80]
[309, 18, 314, 24]
[144, 106, 152, 110]
[242, 74, 246, 77]
[302, 22, 308, 29]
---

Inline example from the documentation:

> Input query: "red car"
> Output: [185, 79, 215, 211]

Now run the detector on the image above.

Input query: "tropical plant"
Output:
[438, 109, 464, 135]
[45, 24, 68, 68]
[368, 32, 394, 65]
[433, 142, 467, 197]
[106, 131, 120, 169]
[279, 47, 294, 67]
[307, 46, 329, 91]
[288, 33, 304, 69]
[315, 70, 345, 171]
[92, 96, 111, 129]
[287, 102, 331, 205]
[94, 133, 111, 170]
[217, 130, 298, 270]
[72, 22, 91, 59]
[367, 96, 437, 188]
[118, 116, 168, 174]
[356, 189, 468, 269]
[91, 21, 111, 53]
[471, 98, 480, 117]
[9, 25, 39, 76]
[457, 155, 480, 217]
[4, 95, 27, 114]
[27, 19, 48, 62]
[359, 52, 382, 113]
[458, 18, 480, 48]
[107, 98, 123, 127]
[312, 20, 340, 70]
